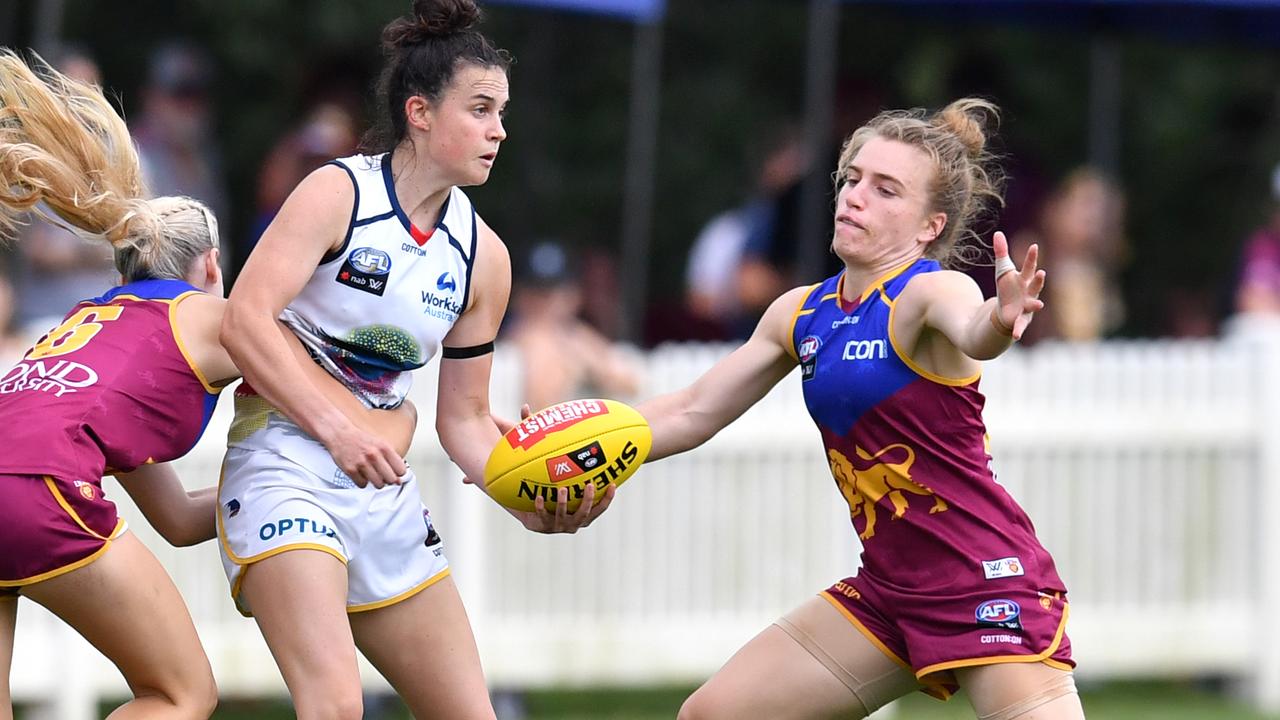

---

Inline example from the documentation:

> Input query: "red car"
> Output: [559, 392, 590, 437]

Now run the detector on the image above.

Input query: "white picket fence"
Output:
[11, 319, 1280, 717]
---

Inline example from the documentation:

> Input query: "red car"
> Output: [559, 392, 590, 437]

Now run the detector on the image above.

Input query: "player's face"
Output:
[423, 64, 509, 187]
[831, 136, 945, 267]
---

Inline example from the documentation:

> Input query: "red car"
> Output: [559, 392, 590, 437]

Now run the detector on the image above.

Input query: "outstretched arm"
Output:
[902, 231, 1046, 362]
[639, 285, 807, 462]
[114, 463, 216, 547]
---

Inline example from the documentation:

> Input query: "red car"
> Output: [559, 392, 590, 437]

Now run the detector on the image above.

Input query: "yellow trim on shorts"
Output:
[215, 460, 349, 613]
[820, 591, 954, 701]
[885, 285, 982, 387]
[347, 566, 452, 614]
[819, 592, 912, 670]
[43, 476, 121, 541]
[914, 601, 1072, 680]
[0, 527, 122, 587]
[786, 283, 823, 361]
[168, 290, 220, 395]
[228, 543, 349, 615]
[1043, 658, 1074, 672]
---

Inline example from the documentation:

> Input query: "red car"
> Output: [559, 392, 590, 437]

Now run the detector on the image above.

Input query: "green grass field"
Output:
[72, 681, 1267, 719]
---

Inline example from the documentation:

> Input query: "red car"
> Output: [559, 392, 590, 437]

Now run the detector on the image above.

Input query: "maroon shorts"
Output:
[822, 573, 1073, 699]
[0, 474, 125, 592]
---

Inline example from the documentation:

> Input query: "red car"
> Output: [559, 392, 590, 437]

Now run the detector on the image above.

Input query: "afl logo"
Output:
[798, 335, 822, 361]
[975, 599, 1022, 629]
[349, 248, 391, 276]
[799, 335, 821, 382]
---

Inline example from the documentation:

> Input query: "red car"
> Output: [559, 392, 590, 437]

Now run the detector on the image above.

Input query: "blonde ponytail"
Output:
[836, 97, 1006, 268]
[0, 50, 216, 281]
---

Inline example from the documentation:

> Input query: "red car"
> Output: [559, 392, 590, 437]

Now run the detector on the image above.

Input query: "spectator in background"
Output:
[507, 241, 641, 411]
[247, 103, 359, 253]
[684, 128, 806, 341]
[0, 272, 27, 368]
[9, 46, 115, 336]
[1234, 164, 1280, 316]
[1011, 167, 1128, 343]
[132, 41, 230, 270]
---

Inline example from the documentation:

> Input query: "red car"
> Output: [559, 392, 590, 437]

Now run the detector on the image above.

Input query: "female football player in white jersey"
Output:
[219, 1, 610, 718]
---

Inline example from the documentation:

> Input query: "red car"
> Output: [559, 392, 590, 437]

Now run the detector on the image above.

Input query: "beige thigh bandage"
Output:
[977, 671, 1078, 720]
[774, 596, 920, 716]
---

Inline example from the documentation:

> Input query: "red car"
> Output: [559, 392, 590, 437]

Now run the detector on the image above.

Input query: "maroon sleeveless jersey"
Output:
[0, 279, 221, 481]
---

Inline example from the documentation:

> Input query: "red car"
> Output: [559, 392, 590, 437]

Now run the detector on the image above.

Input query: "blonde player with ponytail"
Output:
[0, 51, 413, 719]
[637, 99, 1085, 719]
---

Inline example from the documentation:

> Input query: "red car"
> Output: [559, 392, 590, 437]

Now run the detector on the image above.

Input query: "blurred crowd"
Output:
[1, 40, 1277, 388]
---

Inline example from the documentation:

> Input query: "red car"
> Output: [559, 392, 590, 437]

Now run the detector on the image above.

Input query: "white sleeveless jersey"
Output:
[279, 152, 478, 410]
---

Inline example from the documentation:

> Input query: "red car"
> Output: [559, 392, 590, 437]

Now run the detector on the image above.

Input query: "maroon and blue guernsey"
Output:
[791, 259, 1072, 698]
[0, 279, 222, 588]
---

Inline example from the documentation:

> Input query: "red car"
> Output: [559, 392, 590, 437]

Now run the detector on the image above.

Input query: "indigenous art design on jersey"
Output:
[250, 152, 477, 413]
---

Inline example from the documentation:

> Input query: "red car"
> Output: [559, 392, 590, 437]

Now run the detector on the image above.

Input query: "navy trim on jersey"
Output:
[319, 160, 360, 266]
[353, 210, 397, 228]
[460, 203, 479, 312]
[380, 152, 454, 241]
[90, 278, 200, 304]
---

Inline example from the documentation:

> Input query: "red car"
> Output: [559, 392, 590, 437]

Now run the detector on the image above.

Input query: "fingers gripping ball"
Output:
[484, 399, 651, 512]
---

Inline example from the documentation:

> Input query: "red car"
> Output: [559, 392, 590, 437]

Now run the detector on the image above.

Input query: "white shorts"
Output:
[217, 443, 449, 616]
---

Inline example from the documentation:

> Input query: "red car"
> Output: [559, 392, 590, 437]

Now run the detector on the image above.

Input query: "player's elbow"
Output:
[218, 301, 249, 357]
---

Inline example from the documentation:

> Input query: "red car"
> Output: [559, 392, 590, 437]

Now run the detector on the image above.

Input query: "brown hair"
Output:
[361, 0, 512, 155]
[837, 97, 1005, 268]
[0, 50, 217, 282]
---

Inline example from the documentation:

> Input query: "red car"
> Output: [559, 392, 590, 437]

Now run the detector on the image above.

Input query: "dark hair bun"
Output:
[384, 0, 481, 49]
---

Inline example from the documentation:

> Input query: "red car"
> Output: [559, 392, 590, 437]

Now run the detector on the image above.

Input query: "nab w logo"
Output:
[437, 272, 457, 292]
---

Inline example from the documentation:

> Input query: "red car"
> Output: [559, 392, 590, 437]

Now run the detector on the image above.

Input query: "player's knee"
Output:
[187, 671, 219, 719]
[133, 670, 217, 719]
[294, 685, 364, 720]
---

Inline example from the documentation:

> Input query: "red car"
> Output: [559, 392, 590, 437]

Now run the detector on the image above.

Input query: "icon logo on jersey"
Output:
[842, 338, 887, 361]
[226, 498, 241, 518]
[337, 247, 392, 296]
[981, 557, 1024, 580]
[74, 480, 95, 501]
[799, 335, 821, 381]
[545, 440, 605, 483]
[437, 272, 457, 292]
[827, 443, 948, 541]
[975, 599, 1022, 630]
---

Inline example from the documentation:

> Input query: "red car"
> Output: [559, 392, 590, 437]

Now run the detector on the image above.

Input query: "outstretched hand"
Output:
[991, 231, 1047, 341]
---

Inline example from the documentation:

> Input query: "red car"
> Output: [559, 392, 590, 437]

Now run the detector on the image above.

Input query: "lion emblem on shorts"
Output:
[827, 444, 948, 540]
